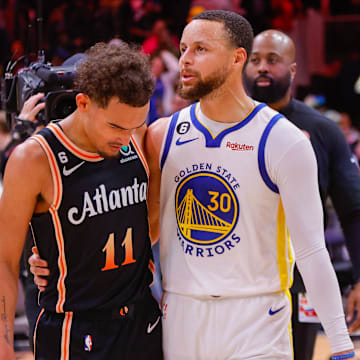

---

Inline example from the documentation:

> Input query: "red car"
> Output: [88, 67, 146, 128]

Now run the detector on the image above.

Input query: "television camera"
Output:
[1, 60, 79, 142]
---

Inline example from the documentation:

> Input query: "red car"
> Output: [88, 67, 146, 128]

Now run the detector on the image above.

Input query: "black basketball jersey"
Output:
[30, 123, 154, 313]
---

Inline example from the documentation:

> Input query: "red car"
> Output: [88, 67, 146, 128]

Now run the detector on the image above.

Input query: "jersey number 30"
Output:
[101, 228, 136, 271]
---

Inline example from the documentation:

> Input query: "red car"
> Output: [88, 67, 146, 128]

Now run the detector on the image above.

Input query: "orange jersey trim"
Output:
[48, 123, 103, 161]
[49, 206, 68, 313]
[131, 135, 149, 176]
[61, 312, 73, 360]
[33, 134, 63, 209]
[32, 134, 68, 312]
[33, 308, 45, 355]
[148, 259, 155, 287]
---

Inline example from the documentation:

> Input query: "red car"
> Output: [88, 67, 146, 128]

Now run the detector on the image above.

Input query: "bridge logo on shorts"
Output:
[175, 171, 239, 256]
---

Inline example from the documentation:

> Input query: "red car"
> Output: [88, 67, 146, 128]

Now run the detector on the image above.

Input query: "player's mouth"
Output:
[255, 76, 272, 87]
[181, 71, 197, 84]
[109, 144, 123, 151]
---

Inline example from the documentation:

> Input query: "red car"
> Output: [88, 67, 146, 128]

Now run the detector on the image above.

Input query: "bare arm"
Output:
[145, 117, 169, 244]
[0, 139, 49, 359]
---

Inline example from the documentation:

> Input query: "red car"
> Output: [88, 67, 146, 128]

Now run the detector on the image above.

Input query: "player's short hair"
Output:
[75, 42, 154, 108]
[192, 10, 253, 60]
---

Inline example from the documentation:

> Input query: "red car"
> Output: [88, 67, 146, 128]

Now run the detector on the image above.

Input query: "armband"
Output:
[331, 351, 355, 360]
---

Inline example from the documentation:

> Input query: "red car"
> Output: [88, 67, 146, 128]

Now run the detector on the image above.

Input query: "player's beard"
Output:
[178, 66, 230, 102]
[243, 71, 291, 104]
[97, 147, 122, 160]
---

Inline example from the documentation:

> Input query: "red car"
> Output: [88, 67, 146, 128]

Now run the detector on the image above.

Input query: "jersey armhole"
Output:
[258, 114, 284, 193]
[160, 111, 180, 171]
[32, 134, 63, 209]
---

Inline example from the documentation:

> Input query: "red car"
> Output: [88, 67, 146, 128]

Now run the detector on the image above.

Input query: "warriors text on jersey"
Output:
[30, 123, 154, 312]
[159, 102, 321, 298]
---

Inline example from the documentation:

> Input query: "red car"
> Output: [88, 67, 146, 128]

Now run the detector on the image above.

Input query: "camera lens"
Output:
[45, 90, 78, 121]
[53, 95, 77, 118]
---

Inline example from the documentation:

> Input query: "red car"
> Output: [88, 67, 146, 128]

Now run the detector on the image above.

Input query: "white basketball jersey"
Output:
[159, 102, 308, 298]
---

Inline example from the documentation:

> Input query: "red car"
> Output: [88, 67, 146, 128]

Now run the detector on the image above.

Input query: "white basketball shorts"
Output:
[162, 291, 293, 359]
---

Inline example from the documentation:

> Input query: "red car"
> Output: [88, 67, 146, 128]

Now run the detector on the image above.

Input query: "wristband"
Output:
[331, 351, 355, 360]
[14, 116, 27, 122]
[14, 116, 38, 130]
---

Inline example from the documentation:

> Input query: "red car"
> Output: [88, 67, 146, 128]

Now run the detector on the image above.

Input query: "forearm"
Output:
[271, 123, 354, 356]
[148, 205, 160, 245]
[0, 263, 19, 359]
[145, 118, 166, 245]
[296, 248, 354, 354]
[147, 164, 161, 245]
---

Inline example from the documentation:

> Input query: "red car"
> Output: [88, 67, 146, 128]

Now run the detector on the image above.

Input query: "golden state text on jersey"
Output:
[175, 168, 240, 257]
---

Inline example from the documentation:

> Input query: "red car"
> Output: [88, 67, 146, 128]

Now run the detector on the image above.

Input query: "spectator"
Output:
[244, 29, 360, 359]
[142, 19, 179, 56]
[148, 50, 179, 124]
[128, 0, 161, 44]
[92, 0, 133, 44]
[0, 9, 11, 75]
[338, 111, 360, 154]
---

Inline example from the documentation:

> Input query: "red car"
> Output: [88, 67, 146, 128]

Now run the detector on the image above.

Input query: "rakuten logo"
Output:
[226, 142, 254, 151]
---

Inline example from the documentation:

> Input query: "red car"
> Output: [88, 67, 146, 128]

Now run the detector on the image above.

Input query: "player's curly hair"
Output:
[192, 10, 253, 63]
[75, 42, 155, 108]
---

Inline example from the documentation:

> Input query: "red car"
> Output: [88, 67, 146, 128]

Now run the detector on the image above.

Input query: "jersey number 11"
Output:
[101, 228, 136, 271]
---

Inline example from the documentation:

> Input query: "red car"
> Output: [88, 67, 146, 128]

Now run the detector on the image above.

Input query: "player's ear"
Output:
[76, 93, 91, 112]
[290, 62, 297, 81]
[233, 47, 247, 69]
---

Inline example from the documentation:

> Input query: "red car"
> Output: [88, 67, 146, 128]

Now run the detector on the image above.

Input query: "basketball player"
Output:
[243, 29, 360, 359]
[0, 43, 162, 359]
[28, 11, 355, 360]
[145, 10, 355, 359]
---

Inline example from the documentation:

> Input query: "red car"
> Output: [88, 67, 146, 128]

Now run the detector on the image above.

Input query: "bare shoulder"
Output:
[144, 117, 171, 169]
[0, 137, 51, 264]
[146, 117, 171, 147]
[2, 137, 49, 194]
[6, 137, 48, 171]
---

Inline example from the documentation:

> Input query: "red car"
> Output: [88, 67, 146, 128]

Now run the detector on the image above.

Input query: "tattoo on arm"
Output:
[1, 296, 10, 345]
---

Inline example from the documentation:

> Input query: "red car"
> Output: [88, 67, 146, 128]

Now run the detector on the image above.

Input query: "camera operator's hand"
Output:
[18, 92, 45, 122]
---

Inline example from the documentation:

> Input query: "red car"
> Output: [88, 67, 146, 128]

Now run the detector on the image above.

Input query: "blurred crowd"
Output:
[1, 0, 360, 157]
[0, 0, 360, 66]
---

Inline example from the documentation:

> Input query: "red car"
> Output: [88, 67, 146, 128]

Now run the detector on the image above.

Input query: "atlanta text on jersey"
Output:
[68, 178, 147, 225]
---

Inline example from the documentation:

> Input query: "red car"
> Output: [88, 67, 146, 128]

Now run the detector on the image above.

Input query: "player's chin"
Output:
[98, 148, 121, 159]
[177, 87, 196, 101]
